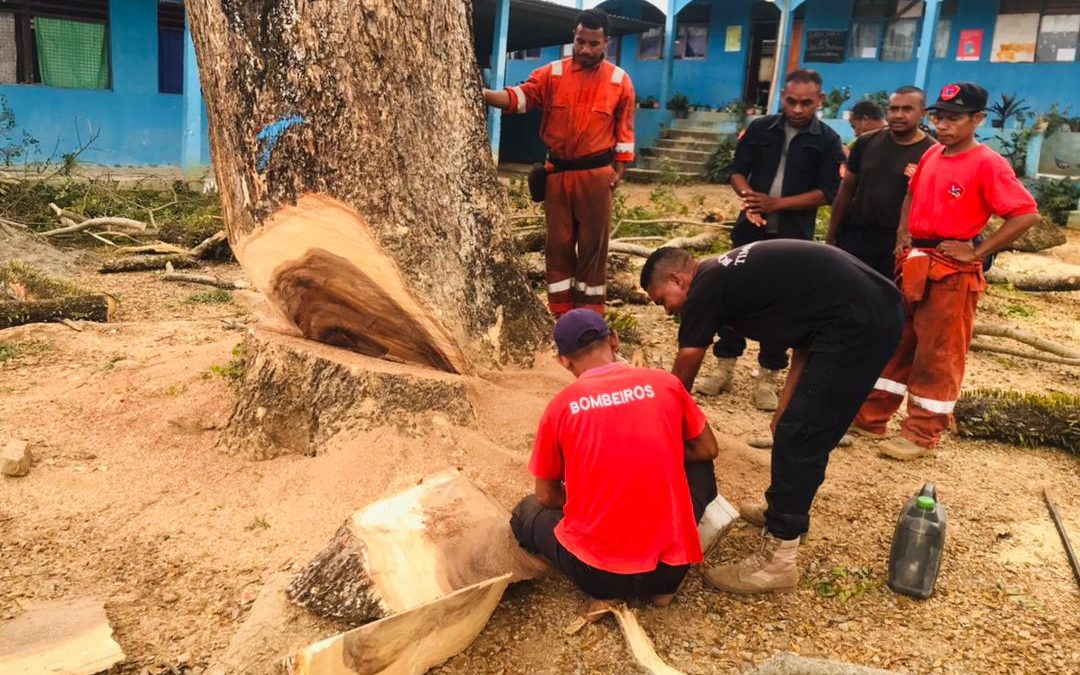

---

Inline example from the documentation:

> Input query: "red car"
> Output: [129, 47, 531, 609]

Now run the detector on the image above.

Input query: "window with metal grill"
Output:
[158, 0, 183, 93]
[0, 0, 110, 88]
[993, 0, 1079, 62]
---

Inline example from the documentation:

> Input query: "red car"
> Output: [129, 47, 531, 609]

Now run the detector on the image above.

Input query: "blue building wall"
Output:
[0, 0, 209, 166]
[802, 0, 1080, 117]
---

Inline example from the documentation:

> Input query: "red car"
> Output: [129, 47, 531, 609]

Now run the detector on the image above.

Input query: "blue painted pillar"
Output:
[181, 11, 202, 171]
[659, 0, 676, 109]
[914, 0, 942, 91]
[487, 0, 511, 161]
[768, 0, 796, 115]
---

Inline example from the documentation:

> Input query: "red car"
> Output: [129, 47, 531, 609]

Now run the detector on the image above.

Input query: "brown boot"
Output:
[752, 368, 782, 411]
[848, 424, 888, 440]
[738, 501, 766, 527]
[695, 357, 736, 396]
[880, 436, 933, 460]
[703, 531, 800, 595]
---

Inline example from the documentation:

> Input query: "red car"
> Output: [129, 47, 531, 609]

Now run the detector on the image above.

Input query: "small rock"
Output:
[1, 439, 32, 477]
[162, 592, 180, 604]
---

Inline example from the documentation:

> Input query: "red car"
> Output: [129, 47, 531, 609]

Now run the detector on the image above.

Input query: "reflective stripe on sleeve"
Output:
[873, 377, 908, 396]
[908, 393, 956, 415]
[550, 59, 563, 76]
[611, 66, 626, 84]
[548, 278, 573, 293]
[511, 85, 526, 113]
[615, 142, 634, 154]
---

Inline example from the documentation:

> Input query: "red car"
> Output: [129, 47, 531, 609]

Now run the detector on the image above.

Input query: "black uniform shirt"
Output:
[843, 129, 937, 234]
[677, 240, 902, 353]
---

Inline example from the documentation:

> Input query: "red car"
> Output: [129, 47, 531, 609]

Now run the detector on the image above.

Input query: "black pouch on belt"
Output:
[527, 163, 548, 203]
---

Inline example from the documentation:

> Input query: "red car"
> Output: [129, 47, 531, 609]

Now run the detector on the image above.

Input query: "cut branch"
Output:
[41, 216, 148, 238]
[0, 295, 116, 328]
[986, 270, 1080, 292]
[190, 229, 228, 258]
[610, 231, 722, 258]
[970, 340, 1080, 366]
[162, 269, 248, 290]
[114, 243, 192, 256]
[973, 322, 1080, 359]
[100, 254, 198, 273]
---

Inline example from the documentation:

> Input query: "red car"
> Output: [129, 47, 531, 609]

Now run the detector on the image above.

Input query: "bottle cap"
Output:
[916, 496, 936, 510]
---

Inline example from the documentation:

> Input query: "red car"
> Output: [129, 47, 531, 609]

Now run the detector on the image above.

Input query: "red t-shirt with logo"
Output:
[907, 144, 1037, 240]
[529, 362, 707, 574]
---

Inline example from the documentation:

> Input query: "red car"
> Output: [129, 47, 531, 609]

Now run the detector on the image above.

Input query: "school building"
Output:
[1, 0, 1078, 173]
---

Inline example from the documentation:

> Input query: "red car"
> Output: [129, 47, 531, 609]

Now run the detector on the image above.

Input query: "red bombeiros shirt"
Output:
[529, 362, 706, 574]
[907, 144, 1037, 241]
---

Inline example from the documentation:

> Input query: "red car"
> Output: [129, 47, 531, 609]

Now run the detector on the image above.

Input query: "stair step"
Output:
[639, 156, 707, 173]
[687, 111, 740, 123]
[641, 147, 714, 162]
[654, 138, 723, 153]
[671, 118, 741, 134]
[665, 128, 732, 142]
[624, 168, 701, 184]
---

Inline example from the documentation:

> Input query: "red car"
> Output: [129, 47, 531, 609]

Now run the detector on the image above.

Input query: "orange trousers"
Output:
[544, 166, 614, 315]
[854, 250, 986, 448]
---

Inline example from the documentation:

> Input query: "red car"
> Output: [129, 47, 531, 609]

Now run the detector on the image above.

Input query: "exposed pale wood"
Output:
[583, 603, 686, 675]
[973, 322, 1080, 358]
[184, 0, 548, 370]
[0, 295, 115, 328]
[190, 229, 229, 258]
[222, 328, 476, 461]
[40, 216, 147, 237]
[0, 598, 125, 675]
[100, 254, 198, 273]
[986, 270, 1080, 292]
[47, 202, 87, 222]
[281, 574, 511, 675]
[162, 261, 248, 290]
[970, 340, 1080, 366]
[286, 469, 549, 623]
[115, 243, 193, 256]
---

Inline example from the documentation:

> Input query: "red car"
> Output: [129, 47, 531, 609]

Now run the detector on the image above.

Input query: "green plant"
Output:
[806, 565, 883, 601]
[1003, 303, 1037, 318]
[1040, 104, 1080, 136]
[0, 340, 52, 364]
[814, 205, 831, 241]
[989, 93, 1031, 129]
[0, 261, 88, 300]
[666, 93, 691, 116]
[604, 308, 639, 343]
[822, 87, 851, 118]
[0, 94, 39, 166]
[245, 516, 270, 531]
[204, 342, 247, 383]
[185, 289, 233, 305]
[704, 141, 736, 184]
[863, 90, 890, 112]
[995, 127, 1038, 177]
[1022, 176, 1080, 225]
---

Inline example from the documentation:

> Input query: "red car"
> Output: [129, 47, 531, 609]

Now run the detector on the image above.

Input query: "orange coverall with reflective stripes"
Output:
[504, 57, 635, 314]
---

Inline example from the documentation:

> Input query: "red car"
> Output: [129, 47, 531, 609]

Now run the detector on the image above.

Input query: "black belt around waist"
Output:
[911, 238, 972, 248]
[549, 151, 615, 174]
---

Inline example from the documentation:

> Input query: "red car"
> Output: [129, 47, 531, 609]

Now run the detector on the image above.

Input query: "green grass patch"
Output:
[203, 342, 247, 383]
[1002, 303, 1037, 319]
[0, 340, 53, 364]
[0, 261, 87, 300]
[805, 565, 883, 602]
[185, 289, 232, 305]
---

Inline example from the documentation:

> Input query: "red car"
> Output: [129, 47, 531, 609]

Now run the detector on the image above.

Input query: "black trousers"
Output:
[836, 228, 899, 283]
[765, 306, 905, 540]
[713, 328, 790, 371]
[510, 460, 717, 600]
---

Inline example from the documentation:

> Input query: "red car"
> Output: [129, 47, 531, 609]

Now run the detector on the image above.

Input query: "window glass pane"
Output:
[638, 27, 663, 60]
[562, 43, 572, 58]
[882, 17, 918, 61]
[681, 24, 708, 59]
[1037, 14, 1079, 62]
[605, 35, 620, 64]
[895, 0, 924, 19]
[0, 12, 16, 84]
[991, 12, 1039, 62]
[850, 21, 881, 58]
[934, 18, 951, 58]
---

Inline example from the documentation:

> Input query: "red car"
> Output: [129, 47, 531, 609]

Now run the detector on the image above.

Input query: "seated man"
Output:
[511, 310, 719, 608]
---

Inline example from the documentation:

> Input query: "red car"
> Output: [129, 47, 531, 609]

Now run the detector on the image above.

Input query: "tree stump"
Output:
[184, 0, 548, 374]
[221, 329, 475, 461]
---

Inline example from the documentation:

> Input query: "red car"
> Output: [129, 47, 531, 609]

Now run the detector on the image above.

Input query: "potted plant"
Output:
[667, 93, 691, 118]
[989, 93, 1031, 129]
[642, 95, 660, 110]
[822, 87, 851, 119]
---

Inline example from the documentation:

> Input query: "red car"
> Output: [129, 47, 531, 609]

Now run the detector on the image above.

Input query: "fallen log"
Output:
[970, 339, 1080, 366]
[100, 254, 198, 273]
[40, 216, 148, 237]
[285, 468, 549, 624]
[114, 243, 192, 256]
[190, 229, 228, 258]
[0, 294, 116, 328]
[954, 389, 1080, 453]
[973, 322, 1080, 359]
[0, 598, 125, 675]
[986, 270, 1080, 292]
[282, 574, 511, 675]
[610, 231, 722, 258]
[162, 270, 248, 290]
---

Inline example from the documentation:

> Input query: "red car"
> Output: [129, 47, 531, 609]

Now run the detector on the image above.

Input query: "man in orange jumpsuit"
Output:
[484, 9, 635, 315]
[850, 82, 1039, 460]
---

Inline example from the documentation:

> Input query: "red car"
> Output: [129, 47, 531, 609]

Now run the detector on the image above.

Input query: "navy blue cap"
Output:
[554, 309, 610, 356]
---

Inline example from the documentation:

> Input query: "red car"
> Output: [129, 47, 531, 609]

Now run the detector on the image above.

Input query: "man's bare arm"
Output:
[826, 172, 859, 245]
[685, 424, 719, 462]
[939, 212, 1041, 264]
[535, 478, 566, 509]
[672, 347, 707, 391]
[483, 88, 510, 110]
[895, 192, 913, 253]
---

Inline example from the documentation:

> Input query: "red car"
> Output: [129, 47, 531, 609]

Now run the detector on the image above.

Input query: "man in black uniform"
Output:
[700, 69, 845, 412]
[827, 86, 936, 280]
[641, 240, 904, 594]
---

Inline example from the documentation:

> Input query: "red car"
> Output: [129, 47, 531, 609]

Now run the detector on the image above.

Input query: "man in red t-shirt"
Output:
[851, 82, 1039, 459]
[511, 310, 720, 608]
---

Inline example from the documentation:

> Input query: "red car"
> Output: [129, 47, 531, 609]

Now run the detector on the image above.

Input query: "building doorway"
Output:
[743, 0, 781, 108]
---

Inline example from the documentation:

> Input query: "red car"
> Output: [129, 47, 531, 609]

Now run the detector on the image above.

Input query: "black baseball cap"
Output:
[554, 309, 610, 356]
[926, 82, 988, 114]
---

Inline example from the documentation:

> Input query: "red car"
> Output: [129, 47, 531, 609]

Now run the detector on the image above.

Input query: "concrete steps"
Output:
[641, 147, 714, 163]
[624, 167, 701, 183]
[627, 110, 743, 183]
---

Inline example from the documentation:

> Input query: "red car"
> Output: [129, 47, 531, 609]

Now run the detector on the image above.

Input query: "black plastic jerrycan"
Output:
[888, 481, 946, 599]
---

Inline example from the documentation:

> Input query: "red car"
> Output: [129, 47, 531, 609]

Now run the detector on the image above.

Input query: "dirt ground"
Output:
[2, 182, 1080, 675]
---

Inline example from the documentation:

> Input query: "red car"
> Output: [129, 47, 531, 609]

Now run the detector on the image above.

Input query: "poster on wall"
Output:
[804, 30, 847, 63]
[725, 25, 742, 52]
[956, 28, 983, 61]
[1036, 15, 1080, 63]
[990, 13, 1038, 62]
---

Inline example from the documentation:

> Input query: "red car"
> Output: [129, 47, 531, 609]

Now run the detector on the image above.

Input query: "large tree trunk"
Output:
[185, 0, 548, 374]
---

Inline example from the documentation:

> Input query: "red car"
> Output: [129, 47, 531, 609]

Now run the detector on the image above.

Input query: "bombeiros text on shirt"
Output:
[568, 384, 656, 415]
